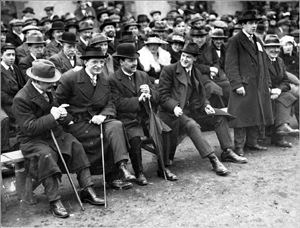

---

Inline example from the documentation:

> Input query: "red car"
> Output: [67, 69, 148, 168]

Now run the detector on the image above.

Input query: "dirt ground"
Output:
[1, 124, 300, 228]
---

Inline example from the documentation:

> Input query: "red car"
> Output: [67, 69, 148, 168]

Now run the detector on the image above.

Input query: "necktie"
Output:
[42, 92, 50, 103]
[9, 67, 17, 80]
[91, 75, 97, 86]
[249, 35, 254, 43]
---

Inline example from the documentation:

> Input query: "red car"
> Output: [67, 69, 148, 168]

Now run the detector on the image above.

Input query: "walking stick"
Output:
[100, 124, 107, 208]
[50, 130, 85, 211]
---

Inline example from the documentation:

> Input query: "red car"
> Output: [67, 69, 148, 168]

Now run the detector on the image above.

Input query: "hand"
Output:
[174, 106, 183, 117]
[270, 94, 279, 100]
[271, 88, 281, 96]
[236, 86, 246, 96]
[204, 105, 215, 115]
[154, 79, 159, 85]
[50, 107, 61, 120]
[210, 71, 217, 79]
[138, 92, 151, 102]
[58, 104, 69, 118]
[140, 84, 150, 94]
[89, 115, 107, 125]
[210, 67, 218, 74]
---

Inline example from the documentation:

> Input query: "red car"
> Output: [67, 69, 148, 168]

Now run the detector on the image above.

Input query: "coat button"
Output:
[90, 141, 94, 145]
[85, 130, 89, 134]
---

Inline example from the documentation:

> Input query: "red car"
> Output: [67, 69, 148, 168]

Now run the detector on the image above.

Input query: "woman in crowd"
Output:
[166, 32, 185, 64]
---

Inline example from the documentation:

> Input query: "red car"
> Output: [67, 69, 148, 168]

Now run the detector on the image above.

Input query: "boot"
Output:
[80, 186, 105, 205]
[208, 154, 228, 176]
[221, 148, 248, 163]
[50, 199, 69, 218]
[135, 172, 148, 186]
[118, 161, 136, 181]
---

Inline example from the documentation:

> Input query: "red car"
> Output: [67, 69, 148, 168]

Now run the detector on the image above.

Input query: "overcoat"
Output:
[225, 31, 273, 128]
[49, 50, 83, 74]
[6, 31, 23, 47]
[12, 80, 90, 182]
[109, 68, 159, 139]
[18, 54, 35, 81]
[76, 39, 87, 56]
[44, 40, 62, 59]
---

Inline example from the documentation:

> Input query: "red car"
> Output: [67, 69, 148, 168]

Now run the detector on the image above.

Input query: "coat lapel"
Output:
[90, 74, 110, 104]
[59, 51, 73, 69]
[116, 69, 136, 94]
[175, 62, 188, 108]
[25, 82, 52, 112]
[1, 67, 18, 84]
[77, 69, 95, 100]
[239, 32, 258, 64]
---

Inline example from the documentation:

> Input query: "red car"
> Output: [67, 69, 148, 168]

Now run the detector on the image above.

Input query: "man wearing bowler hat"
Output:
[100, 18, 118, 55]
[225, 10, 273, 157]
[49, 32, 83, 74]
[109, 43, 178, 184]
[56, 46, 135, 190]
[158, 42, 248, 176]
[12, 59, 105, 218]
[45, 21, 65, 59]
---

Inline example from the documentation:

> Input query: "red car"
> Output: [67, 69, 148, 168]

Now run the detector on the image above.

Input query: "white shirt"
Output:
[1, 61, 11, 70]
[85, 69, 97, 86]
[13, 30, 25, 41]
[80, 36, 89, 46]
[31, 81, 44, 94]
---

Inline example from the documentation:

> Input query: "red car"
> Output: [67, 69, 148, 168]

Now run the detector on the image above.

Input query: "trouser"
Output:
[129, 137, 143, 175]
[273, 100, 293, 128]
[234, 126, 259, 148]
[1, 117, 10, 153]
[43, 167, 93, 202]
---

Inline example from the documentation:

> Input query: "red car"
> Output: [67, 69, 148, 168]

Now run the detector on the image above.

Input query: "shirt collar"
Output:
[1, 61, 10, 70]
[242, 29, 252, 39]
[121, 68, 134, 77]
[30, 53, 37, 60]
[80, 36, 89, 46]
[185, 66, 193, 73]
[13, 30, 24, 40]
[31, 81, 44, 94]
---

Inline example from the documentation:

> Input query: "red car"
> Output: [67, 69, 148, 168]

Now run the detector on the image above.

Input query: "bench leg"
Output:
[15, 162, 37, 205]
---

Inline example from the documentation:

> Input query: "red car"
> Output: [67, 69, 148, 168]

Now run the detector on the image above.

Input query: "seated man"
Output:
[158, 42, 248, 176]
[264, 34, 299, 147]
[109, 43, 177, 185]
[56, 46, 135, 190]
[12, 59, 104, 218]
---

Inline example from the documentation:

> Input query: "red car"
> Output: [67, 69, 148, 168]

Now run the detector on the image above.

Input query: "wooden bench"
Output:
[1, 150, 38, 212]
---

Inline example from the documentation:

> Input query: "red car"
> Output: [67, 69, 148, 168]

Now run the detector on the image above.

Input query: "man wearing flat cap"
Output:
[77, 21, 94, 56]
[44, 6, 59, 21]
[225, 10, 273, 157]
[158, 42, 248, 176]
[49, 32, 83, 74]
[6, 19, 25, 47]
[12, 59, 105, 218]
[56, 46, 135, 190]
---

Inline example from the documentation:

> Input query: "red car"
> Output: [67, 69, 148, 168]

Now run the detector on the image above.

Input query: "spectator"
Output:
[100, 19, 118, 55]
[6, 19, 25, 47]
[77, 21, 93, 56]
[44, 21, 65, 59]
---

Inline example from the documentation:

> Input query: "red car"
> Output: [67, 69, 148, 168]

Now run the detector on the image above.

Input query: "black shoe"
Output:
[209, 156, 229, 176]
[119, 162, 136, 181]
[245, 144, 267, 151]
[235, 147, 245, 157]
[50, 200, 69, 218]
[157, 168, 178, 181]
[221, 148, 248, 163]
[109, 179, 133, 190]
[135, 172, 148, 186]
[274, 139, 292, 148]
[276, 123, 300, 137]
[80, 186, 105, 206]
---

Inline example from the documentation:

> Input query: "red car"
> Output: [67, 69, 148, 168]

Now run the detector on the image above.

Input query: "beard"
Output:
[106, 31, 115, 38]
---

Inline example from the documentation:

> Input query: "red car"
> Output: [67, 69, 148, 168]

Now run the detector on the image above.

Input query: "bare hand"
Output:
[174, 106, 183, 117]
[236, 87, 246, 96]
[89, 115, 107, 125]
[50, 107, 61, 120]
[140, 84, 150, 94]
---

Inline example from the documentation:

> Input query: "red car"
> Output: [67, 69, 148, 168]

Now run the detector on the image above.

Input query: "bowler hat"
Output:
[123, 22, 141, 31]
[80, 46, 108, 60]
[211, 28, 227, 39]
[100, 19, 116, 31]
[89, 33, 111, 46]
[97, 8, 109, 21]
[78, 21, 94, 31]
[263, 34, 281, 47]
[26, 59, 61, 83]
[44, 6, 54, 12]
[182, 42, 200, 56]
[238, 10, 262, 24]
[1, 43, 15, 53]
[150, 10, 161, 17]
[22, 7, 35, 14]
[137, 14, 150, 23]
[21, 25, 40, 34]
[49, 21, 65, 34]
[26, 34, 46, 44]
[112, 43, 140, 59]
[59, 32, 78, 44]
[65, 21, 79, 30]
[119, 31, 136, 43]
[189, 27, 208, 36]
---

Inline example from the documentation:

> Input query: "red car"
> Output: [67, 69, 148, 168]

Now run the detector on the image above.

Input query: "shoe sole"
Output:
[81, 199, 105, 206]
[215, 170, 229, 176]
[221, 158, 248, 164]
[135, 181, 148, 186]
[51, 211, 70, 218]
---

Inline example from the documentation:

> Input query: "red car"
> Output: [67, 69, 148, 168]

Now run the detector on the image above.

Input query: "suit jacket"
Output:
[1, 64, 25, 118]
[76, 38, 87, 56]
[49, 50, 83, 74]
[109, 68, 159, 138]
[44, 39, 63, 59]
[225, 30, 273, 128]
[6, 31, 23, 47]
[18, 54, 35, 82]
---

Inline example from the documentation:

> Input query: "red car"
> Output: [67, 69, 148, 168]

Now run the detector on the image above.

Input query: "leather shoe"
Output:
[276, 123, 299, 137]
[80, 186, 105, 206]
[157, 168, 178, 181]
[50, 199, 69, 218]
[245, 144, 267, 151]
[209, 156, 228, 176]
[235, 147, 244, 157]
[221, 148, 248, 163]
[135, 172, 148, 186]
[109, 179, 133, 190]
[274, 139, 292, 148]
[118, 162, 136, 181]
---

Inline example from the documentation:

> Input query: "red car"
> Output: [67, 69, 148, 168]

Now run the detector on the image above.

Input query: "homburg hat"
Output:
[80, 46, 108, 60]
[59, 32, 78, 44]
[181, 42, 200, 56]
[26, 34, 46, 44]
[112, 43, 140, 59]
[263, 34, 281, 47]
[211, 28, 227, 39]
[238, 10, 262, 24]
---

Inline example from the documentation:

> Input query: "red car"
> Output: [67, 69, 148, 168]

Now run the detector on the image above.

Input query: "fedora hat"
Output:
[238, 10, 262, 24]
[211, 28, 227, 39]
[190, 27, 208, 36]
[144, 36, 168, 45]
[119, 31, 136, 43]
[182, 42, 200, 56]
[89, 33, 111, 46]
[49, 21, 65, 33]
[26, 59, 61, 83]
[263, 34, 281, 47]
[112, 43, 140, 59]
[22, 7, 35, 14]
[59, 32, 78, 44]
[100, 19, 116, 31]
[123, 21, 141, 31]
[80, 46, 108, 60]
[21, 25, 40, 34]
[137, 14, 150, 23]
[152, 21, 168, 32]
[26, 34, 46, 44]
[212, 20, 228, 29]
[78, 21, 93, 31]
[191, 16, 205, 25]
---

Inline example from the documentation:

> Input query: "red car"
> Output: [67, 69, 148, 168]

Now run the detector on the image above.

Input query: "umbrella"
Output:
[146, 100, 172, 180]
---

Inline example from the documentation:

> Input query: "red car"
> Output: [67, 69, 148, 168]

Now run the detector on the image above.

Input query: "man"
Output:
[56, 46, 135, 190]
[12, 59, 105, 218]
[1, 24, 8, 45]
[149, 10, 161, 28]
[44, 21, 65, 59]
[225, 10, 274, 156]
[159, 42, 247, 176]
[21, 7, 35, 20]
[100, 19, 118, 55]
[109, 43, 178, 185]
[49, 32, 83, 74]
[6, 19, 25, 47]
[44, 6, 59, 21]
[263, 34, 299, 147]
[19, 33, 46, 81]
[190, 15, 206, 29]
[123, 21, 146, 50]
[77, 21, 94, 56]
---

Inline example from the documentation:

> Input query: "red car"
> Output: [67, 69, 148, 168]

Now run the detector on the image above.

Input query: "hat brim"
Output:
[211, 35, 227, 39]
[182, 50, 200, 56]
[112, 52, 140, 59]
[26, 67, 61, 83]
[89, 39, 111, 45]
[80, 54, 109, 60]
[144, 40, 168, 45]
[263, 43, 281, 47]
[100, 22, 116, 31]
[238, 17, 262, 24]
[26, 41, 47, 44]
[59, 39, 78, 44]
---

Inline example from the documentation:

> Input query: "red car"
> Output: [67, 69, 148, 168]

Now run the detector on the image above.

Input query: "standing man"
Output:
[56, 46, 135, 190]
[225, 10, 273, 156]
[159, 42, 247, 176]
[109, 43, 178, 185]
[12, 59, 105, 218]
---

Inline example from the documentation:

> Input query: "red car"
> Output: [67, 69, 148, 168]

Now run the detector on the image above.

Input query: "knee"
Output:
[109, 120, 123, 130]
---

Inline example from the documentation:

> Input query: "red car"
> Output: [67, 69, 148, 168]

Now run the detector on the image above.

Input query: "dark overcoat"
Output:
[76, 39, 87, 56]
[12, 80, 90, 182]
[49, 50, 83, 74]
[109, 68, 159, 139]
[44, 40, 62, 59]
[6, 31, 23, 47]
[225, 31, 274, 128]
[18, 54, 34, 82]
